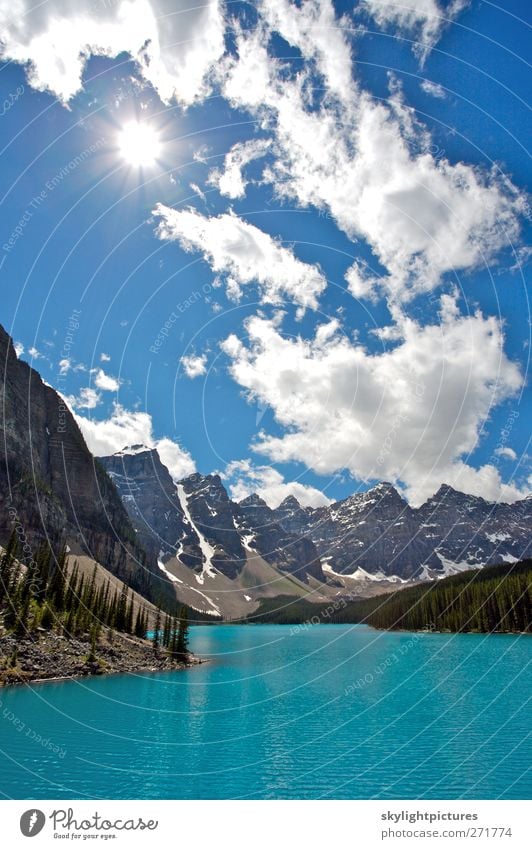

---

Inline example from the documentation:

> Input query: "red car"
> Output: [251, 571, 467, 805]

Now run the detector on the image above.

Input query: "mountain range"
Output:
[100, 443, 531, 617]
[1, 322, 530, 619]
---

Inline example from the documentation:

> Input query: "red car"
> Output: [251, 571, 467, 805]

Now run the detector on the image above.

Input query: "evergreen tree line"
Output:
[152, 606, 190, 661]
[0, 532, 190, 650]
[248, 560, 532, 634]
[355, 559, 531, 633]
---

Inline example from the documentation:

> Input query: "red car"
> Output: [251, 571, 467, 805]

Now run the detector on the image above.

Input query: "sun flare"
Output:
[118, 122, 161, 167]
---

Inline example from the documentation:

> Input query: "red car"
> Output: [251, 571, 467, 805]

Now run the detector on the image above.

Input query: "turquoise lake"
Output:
[0, 624, 530, 799]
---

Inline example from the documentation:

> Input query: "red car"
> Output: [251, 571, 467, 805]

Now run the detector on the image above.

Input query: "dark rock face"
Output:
[272, 483, 425, 579]
[414, 485, 532, 572]
[99, 441, 532, 583]
[100, 459, 325, 582]
[179, 473, 246, 579]
[235, 494, 324, 581]
[100, 447, 200, 566]
[0, 324, 153, 597]
[272, 482, 532, 579]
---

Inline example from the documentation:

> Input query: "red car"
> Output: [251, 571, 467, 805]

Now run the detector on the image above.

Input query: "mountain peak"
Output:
[239, 493, 269, 508]
[114, 444, 153, 457]
[431, 483, 487, 505]
[181, 471, 224, 489]
[360, 481, 404, 503]
[279, 495, 301, 509]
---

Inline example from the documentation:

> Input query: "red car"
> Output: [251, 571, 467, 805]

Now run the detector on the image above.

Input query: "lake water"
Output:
[0, 625, 530, 799]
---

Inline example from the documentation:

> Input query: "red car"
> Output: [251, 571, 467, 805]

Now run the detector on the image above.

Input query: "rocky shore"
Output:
[0, 628, 199, 686]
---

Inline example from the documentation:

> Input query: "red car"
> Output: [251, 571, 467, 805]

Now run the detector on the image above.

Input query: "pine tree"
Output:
[125, 596, 135, 634]
[134, 607, 146, 639]
[162, 613, 171, 647]
[15, 594, 31, 638]
[153, 608, 161, 653]
[40, 603, 55, 630]
[176, 607, 190, 661]
[84, 564, 98, 613]
[115, 582, 128, 631]
[0, 531, 18, 605]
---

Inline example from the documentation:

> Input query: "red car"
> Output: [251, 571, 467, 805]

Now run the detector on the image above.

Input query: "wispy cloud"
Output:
[153, 205, 326, 314]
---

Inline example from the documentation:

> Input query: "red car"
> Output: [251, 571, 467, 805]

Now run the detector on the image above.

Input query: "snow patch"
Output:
[157, 556, 183, 584]
[241, 533, 257, 552]
[500, 553, 518, 563]
[436, 553, 480, 576]
[158, 553, 220, 616]
[323, 562, 406, 583]
[114, 443, 151, 456]
[176, 483, 217, 579]
[486, 532, 511, 543]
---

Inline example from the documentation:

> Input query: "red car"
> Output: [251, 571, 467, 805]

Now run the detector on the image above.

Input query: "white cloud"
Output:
[223, 459, 331, 508]
[100, 352, 111, 362]
[420, 79, 447, 98]
[221, 16, 525, 304]
[181, 353, 208, 378]
[93, 368, 120, 392]
[28, 346, 42, 359]
[208, 138, 271, 199]
[72, 402, 196, 480]
[495, 446, 517, 462]
[221, 299, 526, 505]
[58, 358, 71, 375]
[189, 182, 207, 204]
[68, 387, 101, 410]
[345, 261, 382, 302]
[259, 0, 356, 105]
[0, 0, 225, 105]
[156, 437, 197, 481]
[153, 205, 326, 313]
[362, 0, 469, 61]
[14, 341, 24, 357]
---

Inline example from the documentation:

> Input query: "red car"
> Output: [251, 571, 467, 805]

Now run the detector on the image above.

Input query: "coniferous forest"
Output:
[248, 560, 532, 634]
[0, 533, 193, 669]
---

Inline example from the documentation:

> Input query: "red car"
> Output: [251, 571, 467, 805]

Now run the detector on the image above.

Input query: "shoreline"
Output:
[11, 655, 208, 689]
[0, 627, 206, 689]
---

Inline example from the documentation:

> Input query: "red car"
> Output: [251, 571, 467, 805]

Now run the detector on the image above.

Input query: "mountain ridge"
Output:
[100, 445, 531, 585]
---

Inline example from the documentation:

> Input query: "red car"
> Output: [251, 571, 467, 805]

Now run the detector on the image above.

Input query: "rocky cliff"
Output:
[0, 324, 155, 598]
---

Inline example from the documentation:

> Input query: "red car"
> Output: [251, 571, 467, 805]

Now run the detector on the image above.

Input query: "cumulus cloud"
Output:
[181, 353, 208, 378]
[100, 352, 111, 362]
[223, 459, 331, 508]
[58, 358, 71, 375]
[221, 13, 524, 304]
[14, 341, 24, 357]
[221, 298, 526, 505]
[362, 0, 469, 61]
[0, 0, 225, 105]
[73, 402, 196, 480]
[153, 205, 326, 313]
[208, 138, 271, 199]
[93, 368, 120, 392]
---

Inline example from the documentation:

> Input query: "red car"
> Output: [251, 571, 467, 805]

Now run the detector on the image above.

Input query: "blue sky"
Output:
[0, 0, 530, 507]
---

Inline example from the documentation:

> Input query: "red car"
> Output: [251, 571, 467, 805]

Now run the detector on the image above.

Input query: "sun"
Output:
[118, 122, 161, 167]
